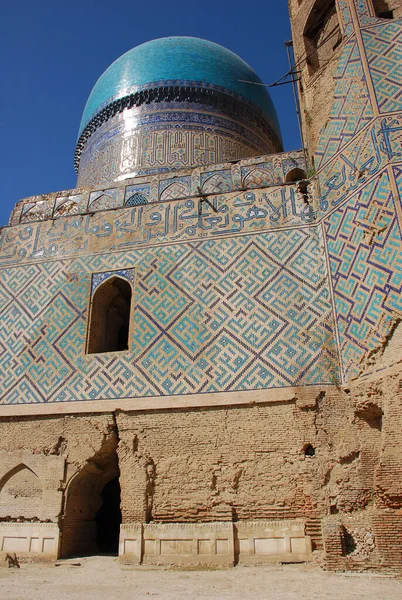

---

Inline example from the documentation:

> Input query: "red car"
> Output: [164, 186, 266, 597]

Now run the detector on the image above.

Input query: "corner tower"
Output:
[75, 37, 283, 187]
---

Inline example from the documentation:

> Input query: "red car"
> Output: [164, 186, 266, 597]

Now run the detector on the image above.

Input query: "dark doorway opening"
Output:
[60, 438, 121, 558]
[95, 476, 122, 554]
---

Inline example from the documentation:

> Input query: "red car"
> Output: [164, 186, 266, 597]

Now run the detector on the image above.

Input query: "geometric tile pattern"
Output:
[0, 185, 320, 267]
[89, 188, 121, 211]
[125, 193, 148, 207]
[337, 0, 354, 37]
[20, 198, 54, 223]
[54, 195, 87, 218]
[200, 170, 233, 195]
[315, 38, 374, 168]
[0, 226, 340, 404]
[355, 0, 375, 27]
[241, 166, 275, 189]
[76, 102, 274, 188]
[159, 177, 191, 201]
[363, 22, 402, 113]
[240, 154, 306, 188]
[317, 13, 402, 170]
[324, 169, 402, 380]
[394, 165, 402, 201]
[125, 183, 151, 204]
[318, 114, 402, 214]
[316, 9, 402, 381]
[3, 3, 402, 404]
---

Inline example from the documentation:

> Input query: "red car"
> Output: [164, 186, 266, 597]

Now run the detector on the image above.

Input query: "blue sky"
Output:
[0, 0, 300, 226]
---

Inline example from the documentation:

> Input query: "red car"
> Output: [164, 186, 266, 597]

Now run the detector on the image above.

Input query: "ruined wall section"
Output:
[0, 453, 63, 523]
[116, 401, 324, 526]
[373, 0, 402, 19]
[321, 369, 402, 572]
[0, 414, 117, 521]
[0, 413, 118, 559]
[0, 389, 345, 535]
[0, 379, 398, 569]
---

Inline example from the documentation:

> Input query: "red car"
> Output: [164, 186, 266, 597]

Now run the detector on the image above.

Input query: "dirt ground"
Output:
[0, 556, 401, 600]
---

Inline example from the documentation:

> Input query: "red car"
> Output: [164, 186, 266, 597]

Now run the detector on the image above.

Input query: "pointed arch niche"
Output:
[87, 274, 133, 354]
[0, 464, 43, 519]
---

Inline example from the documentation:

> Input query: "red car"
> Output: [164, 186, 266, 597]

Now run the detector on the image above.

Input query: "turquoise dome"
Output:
[79, 36, 281, 139]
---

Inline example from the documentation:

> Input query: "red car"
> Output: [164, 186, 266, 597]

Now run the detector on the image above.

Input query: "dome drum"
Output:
[75, 85, 282, 187]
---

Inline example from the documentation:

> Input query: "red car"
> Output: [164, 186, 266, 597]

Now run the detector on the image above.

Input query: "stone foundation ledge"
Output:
[0, 522, 60, 560]
[235, 520, 312, 564]
[119, 520, 312, 566]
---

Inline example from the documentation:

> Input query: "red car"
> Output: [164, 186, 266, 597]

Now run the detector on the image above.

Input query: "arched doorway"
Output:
[60, 439, 121, 557]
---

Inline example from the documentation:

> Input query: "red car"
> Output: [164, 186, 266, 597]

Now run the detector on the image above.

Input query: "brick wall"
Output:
[0, 376, 401, 571]
[288, 0, 343, 163]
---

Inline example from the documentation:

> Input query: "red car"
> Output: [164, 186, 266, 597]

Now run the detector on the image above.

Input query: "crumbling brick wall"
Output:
[117, 401, 325, 525]
[0, 414, 116, 517]
[318, 370, 402, 572]
[0, 379, 400, 571]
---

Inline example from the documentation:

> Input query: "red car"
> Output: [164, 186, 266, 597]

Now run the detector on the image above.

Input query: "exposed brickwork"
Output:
[288, 0, 344, 163]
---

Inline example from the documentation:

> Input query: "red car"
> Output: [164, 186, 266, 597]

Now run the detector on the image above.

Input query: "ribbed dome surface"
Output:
[79, 36, 281, 139]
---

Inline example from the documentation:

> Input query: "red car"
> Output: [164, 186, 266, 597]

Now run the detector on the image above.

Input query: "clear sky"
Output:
[0, 0, 300, 227]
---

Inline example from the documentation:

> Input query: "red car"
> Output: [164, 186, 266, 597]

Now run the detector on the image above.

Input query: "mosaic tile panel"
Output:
[318, 114, 402, 214]
[125, 183, 151, 204]
[200, 170, 233, 194]
[91, 268, 135, 293]
[394, 165, 402, 200]
[355, 0, 375, 26]
[363, 22, 402, 114]
[54, 195, 88, 218]
[315, 38, 374, 168]
[324, 169, 402, 380]
[0, 185, 317, 267]
[76, 105, 277, 188]
[159, 177, 191, 201]
[0, 226, 339, 405]
[11, 150, 305, 226]
[8, 203, 24, 226]
[20, 198, 55, 223]
[241, 165, 275, 189]
[89, 188, 121, 211]
[282, 156, 307, 180]
[337, 0, 354, 37]
[125, 193, 148, 207]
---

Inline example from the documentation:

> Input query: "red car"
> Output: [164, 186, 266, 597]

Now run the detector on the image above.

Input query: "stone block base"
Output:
[0, 522, 59, 559]
[118, 524, 143, 563]
[235, 520, 312, 563]
[119, 520, 312, 566]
